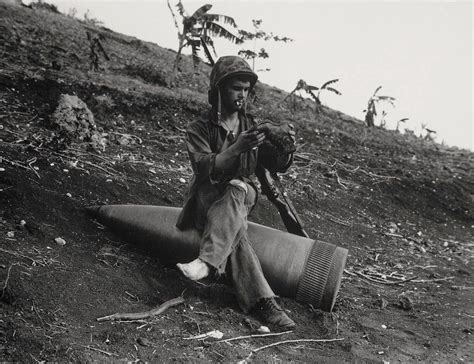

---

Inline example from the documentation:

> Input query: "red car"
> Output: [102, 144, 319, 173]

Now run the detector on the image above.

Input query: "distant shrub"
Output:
[30, 0, 60, 13]
[67, 7, 77, 18]
[93, 94, 116, 115]
[83, 9, 104, 27]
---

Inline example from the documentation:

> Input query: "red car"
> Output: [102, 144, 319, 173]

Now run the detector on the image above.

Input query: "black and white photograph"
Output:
[0, 0, 472, 361]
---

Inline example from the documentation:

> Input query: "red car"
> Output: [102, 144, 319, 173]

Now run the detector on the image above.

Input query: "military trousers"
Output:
[198, 181, 275, 313]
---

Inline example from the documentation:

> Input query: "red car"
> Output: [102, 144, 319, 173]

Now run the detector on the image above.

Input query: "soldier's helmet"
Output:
[208, 56, 258, 106]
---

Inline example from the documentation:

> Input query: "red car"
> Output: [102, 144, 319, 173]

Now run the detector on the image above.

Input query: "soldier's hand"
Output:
[233, 129, 266, 153]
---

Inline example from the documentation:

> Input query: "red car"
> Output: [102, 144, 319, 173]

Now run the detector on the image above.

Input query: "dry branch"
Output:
[383, 233, 404, 238]
[1, 157, 30, 171]
[0, 248, 45, 266]
[216, 330, 292, 344]
[81, 345, 118, 357]
[97, 296, 185, 322]
[354, 270, 417, 285]
[1, 263, 20, 297]
[246, 337, 344, 360]
[411, 277, 454, 283]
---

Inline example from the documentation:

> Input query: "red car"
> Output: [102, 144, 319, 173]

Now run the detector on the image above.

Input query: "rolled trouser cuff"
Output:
[229, 179, 248, 194]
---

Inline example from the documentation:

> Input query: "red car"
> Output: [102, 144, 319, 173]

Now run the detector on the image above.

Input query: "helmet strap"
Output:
[217, 88, 222, 125]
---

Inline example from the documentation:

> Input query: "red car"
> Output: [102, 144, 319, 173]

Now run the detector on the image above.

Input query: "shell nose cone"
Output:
[85, 205, 102, 217]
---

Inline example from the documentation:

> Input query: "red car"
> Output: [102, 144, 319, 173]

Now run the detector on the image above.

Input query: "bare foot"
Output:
[176, 258, 210, 281]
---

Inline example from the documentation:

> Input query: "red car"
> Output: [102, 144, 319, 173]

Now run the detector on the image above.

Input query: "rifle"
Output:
[256, 166, 309, 238]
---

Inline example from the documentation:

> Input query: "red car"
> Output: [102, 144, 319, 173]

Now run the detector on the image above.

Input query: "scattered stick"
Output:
[334, 172, 349, 189]
[353, 270, 417, 285]
[216, 330, 293, 344]
[81, 345, 118, 357]
[1, 157, 29, 171]
[0, 248, 45, 266]
[411, 277, 454, 283]
[343, 269, 357, 277]
[324, 212, 352, 227]
[1, 262, 19, 296]
[246, 338, 344, 360]
[97, 296, 185, 322]
[293, 154, 313, 163]
[39, 147, 121, 177]
[108, 131, 143, 144]
[27, 157, 40, 178]
[383, 233, 404, 238]
[452, 286, 474, 291]
[412, 265, 437, 269]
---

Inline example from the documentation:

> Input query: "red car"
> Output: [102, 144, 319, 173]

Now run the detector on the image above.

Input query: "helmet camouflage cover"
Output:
[208, 56, 258, 105]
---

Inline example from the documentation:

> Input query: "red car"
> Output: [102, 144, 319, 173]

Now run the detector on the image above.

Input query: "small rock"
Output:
[67, 160, 78, 168]
[54, 237, 66, 246]
[388, 222, 399, 233]
[179, 178, 186, 183]
[6, 231, 15, 238]
[376, 298, 388, 309]
[418, 246, 427, 253]
[188, 330, 224, 340]
[137, 337, 152, 347]
[0, 168, 5, 172]
[399, 295, 414, 311]
[381, 324, 387, 329]
[257, 326, 270, 333]
[66, 193, 72, 198]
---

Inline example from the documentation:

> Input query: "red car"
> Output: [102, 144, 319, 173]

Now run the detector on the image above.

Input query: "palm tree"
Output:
[313, 79, 341, 112]
[281, 79, 341, 113]
[396, 118, 409, 132]
[424, 128, 437, 140]
[364, 86, 395, 127]
[420, 123, 436, 140]
[167, 1, 242, 78]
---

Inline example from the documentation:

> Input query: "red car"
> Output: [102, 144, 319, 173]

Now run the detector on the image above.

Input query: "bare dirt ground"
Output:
[0, 4, 473, 362]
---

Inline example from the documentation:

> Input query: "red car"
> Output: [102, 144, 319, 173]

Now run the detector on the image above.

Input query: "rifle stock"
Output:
[256, 167, 309, 238]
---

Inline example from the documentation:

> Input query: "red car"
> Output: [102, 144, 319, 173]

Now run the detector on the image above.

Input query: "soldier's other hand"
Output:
[233, 129, 266, 153]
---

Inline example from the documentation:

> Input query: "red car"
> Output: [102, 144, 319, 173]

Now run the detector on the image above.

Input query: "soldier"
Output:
[87, 31, 109, 72]
[175, 56, 296, 329]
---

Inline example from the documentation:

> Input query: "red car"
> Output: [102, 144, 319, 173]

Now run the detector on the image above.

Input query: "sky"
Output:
[36, 0, 472, 150]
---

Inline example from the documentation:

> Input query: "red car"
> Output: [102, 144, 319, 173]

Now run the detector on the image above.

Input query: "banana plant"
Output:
[420, 123, 437, 140]
[396, 118, 409, 132]
[364, 86, 395, 127]
[168, 0, 242, 79]
[281, 79, 341, 113]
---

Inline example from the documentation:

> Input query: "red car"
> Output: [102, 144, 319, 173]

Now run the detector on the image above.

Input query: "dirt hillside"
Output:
[0, 3, 473, 362]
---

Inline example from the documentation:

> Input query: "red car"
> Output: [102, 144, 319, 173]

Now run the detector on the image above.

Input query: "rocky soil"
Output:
[0, 3, 473, 362]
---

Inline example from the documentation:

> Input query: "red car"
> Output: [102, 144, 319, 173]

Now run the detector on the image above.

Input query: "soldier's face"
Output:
[221, 78, 251, 113]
